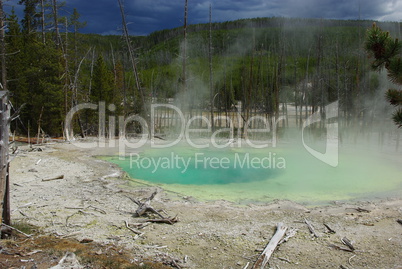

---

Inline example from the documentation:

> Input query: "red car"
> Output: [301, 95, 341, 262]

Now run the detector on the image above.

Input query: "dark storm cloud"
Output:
[4, 0, 401, 35]
[64, 0, 122, 35]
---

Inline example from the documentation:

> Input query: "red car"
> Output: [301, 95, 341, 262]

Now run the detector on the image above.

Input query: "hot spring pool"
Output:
[107, 146, 402, 204]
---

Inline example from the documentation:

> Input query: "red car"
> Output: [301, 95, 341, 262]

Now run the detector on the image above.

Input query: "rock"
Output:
[49, 252, 83, 269]
[79, 238, 93, 244]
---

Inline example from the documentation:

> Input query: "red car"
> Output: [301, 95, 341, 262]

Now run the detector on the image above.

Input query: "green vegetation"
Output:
[1, 1, 401, 136]
[366, 23, 402, 127]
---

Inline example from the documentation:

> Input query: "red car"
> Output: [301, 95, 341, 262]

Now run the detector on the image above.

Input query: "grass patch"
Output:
[10, 221, 38, 235]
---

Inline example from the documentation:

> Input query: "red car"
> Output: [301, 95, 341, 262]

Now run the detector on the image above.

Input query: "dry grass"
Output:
[0, 231, 172, 269]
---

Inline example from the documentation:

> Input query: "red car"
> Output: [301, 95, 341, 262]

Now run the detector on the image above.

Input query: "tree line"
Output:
[0, 0, 400, 137]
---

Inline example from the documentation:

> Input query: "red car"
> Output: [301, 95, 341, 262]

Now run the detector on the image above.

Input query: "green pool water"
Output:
[107, 146, 402, 204]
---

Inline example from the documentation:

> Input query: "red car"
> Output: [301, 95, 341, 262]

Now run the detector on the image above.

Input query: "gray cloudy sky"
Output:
[4, 0, 402, 35]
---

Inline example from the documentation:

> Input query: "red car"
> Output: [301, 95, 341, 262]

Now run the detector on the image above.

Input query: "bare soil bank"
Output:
[2, 142, 402, 268]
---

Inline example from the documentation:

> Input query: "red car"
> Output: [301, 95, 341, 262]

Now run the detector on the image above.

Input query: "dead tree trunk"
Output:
[52, 0, 61, 48]
[40, 0, 45, 44]
[0, 0, 6, 92]
[117, 0, 150, 137]
[182, 0, 188, 98]
[0, 1, 10, 238]
[0, 91, 10, 238]
[209, 4, 214, 131]
[117, 0, 145, 109]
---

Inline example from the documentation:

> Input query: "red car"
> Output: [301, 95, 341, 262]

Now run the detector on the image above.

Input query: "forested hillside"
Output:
[1, 0, 401, 137]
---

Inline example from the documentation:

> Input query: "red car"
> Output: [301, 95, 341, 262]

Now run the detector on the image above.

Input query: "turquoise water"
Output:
[112, 148, 283, 185]
[107, 146, 402, 204]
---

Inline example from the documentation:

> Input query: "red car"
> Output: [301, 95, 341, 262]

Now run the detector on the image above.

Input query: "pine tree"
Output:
[7, 8, 28, 133]
[365, 23, 402, 127]
[7, 1, 64, 136]
[69, 8, 86, 70]
[91, 55, 114, 104]
[18, 0, 41, 37]
[21, 41, 64, 135]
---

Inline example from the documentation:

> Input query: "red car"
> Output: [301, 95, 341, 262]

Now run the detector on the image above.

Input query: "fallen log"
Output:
[252, 222, 287, 269]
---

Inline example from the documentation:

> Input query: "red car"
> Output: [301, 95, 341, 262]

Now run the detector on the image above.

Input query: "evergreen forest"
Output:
[1, 0, 401, 139]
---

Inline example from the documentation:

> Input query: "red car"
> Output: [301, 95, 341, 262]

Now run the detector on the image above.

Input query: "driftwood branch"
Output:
[348, 254, 356, 266]
[341, 237, 355, 251]
[127, 191, 178, 225]
[278, 228, 297, 245]
[42, 175, 64, 182]
[252, 222, 287, 269]
[146, 215, 179, 225]
[324, 223, 336, 234]
[347, 207, 371, 213]
[328, 244, 354, 252]
[127, 222, 151, 230]
[1, 223, 32, 237]
[124, 220, 143, 235]
[127, 192, 164, 218]
[304, 218, 319, 238]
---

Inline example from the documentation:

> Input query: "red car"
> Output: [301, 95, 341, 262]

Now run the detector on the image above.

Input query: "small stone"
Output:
[80, 238, 93, 244]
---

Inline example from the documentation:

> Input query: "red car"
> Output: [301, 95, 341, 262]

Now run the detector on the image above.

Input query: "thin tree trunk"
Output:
[117, 0, 145, 111]
[88, 48, 95, 98]
[110, 43, 117, 84]
[0, 0, 6, 91]
[41, 0, 45, 44]
[209, 4, 214, 131]
[52, 0, 61, 48]
[294, 59, 298, 127]
[182, 0, 188, 114]
[64, 17, 70, 117]
[36, 106, 44, 144]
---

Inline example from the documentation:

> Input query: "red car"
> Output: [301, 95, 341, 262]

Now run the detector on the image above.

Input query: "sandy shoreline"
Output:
[6, 141, 402, 268]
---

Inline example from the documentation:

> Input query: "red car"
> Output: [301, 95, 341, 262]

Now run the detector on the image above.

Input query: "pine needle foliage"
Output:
[366, 23, 402, 127]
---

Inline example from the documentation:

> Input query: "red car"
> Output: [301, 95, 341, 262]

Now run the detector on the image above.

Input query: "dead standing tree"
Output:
[182, 0, 188, 109]
[0, 0, 11, 238]
[117, 1, 145, 108]
[0, 0, 5, 92]
[0, 91, 10, 238]
[209, 3, 214, 131]
[117, 0, 150, 138]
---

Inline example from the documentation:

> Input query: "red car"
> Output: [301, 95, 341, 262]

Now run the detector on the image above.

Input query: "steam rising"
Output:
[113, 18, 402, 205]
